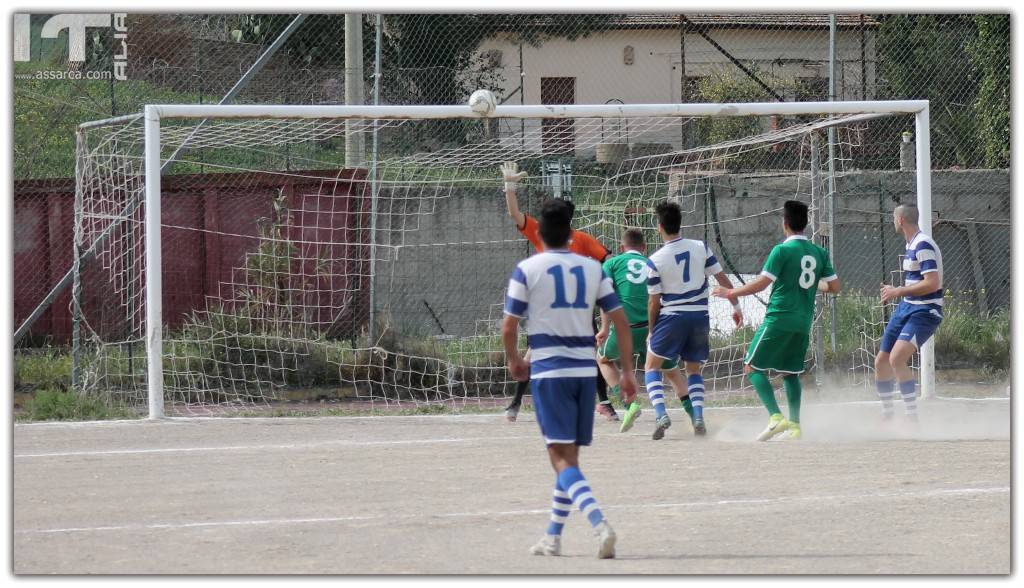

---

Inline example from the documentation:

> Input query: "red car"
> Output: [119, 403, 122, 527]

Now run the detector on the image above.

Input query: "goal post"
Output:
[80, 99, 933, 419]
[913, 106, 936, 401]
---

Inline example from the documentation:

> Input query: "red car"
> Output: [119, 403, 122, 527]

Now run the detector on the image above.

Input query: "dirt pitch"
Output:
[13, 398, 1010, 574]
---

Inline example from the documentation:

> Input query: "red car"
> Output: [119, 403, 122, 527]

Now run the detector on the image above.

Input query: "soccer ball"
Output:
[468, 89, 497, 116]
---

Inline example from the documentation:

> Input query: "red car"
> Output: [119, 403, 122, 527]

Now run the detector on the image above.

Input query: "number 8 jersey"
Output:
[759, 234, 837, 333]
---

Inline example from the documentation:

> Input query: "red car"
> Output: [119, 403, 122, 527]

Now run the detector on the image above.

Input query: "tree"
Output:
[967, 14, 1010, 169]
[875, 15, 981, 168]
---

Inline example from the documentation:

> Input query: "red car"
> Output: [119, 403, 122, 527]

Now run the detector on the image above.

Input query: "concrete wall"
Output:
[374, 186, 544, 339]
[678, 169, 1010, 308]
[376, 169, 1010, 338]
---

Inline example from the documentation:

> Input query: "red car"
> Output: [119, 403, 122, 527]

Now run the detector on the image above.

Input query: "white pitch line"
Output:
[16, 486, 1008, 536]
[13, 413, 507, 428]
[14, 435, 538, 459]
[14, 396, 1008, 428]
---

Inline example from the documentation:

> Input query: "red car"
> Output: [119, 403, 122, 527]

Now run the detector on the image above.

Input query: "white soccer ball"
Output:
[468, 89, 497, 116]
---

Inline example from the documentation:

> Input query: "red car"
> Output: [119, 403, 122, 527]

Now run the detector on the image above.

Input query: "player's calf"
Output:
[504, 380, 529, 423]
[644, 370, 672, 440]
[889, 340, 920, 420]
[685, 368, 706, 431]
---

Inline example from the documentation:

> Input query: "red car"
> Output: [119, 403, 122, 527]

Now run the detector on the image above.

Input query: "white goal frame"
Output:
[136, 100, 933, 419]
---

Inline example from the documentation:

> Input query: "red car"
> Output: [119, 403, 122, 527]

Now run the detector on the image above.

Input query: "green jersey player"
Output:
[713, 200, 841, 441]
[598, 225, 742, 437]
[596, 229, 691, 434]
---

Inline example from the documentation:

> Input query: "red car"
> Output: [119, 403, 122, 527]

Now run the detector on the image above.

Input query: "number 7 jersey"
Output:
[647, 237, 724, 316]
[759, 234, 837, 333]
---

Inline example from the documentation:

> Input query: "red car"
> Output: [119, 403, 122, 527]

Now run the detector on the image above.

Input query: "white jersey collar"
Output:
[784, 234, 809, 242]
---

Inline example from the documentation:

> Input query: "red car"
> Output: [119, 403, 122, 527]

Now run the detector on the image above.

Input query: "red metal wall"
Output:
[14, 169, 370, 345]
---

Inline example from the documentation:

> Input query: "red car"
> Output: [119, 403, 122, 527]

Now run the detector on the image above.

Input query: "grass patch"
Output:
[18, 388, 139, 422]
[933, 301, 1009, 371]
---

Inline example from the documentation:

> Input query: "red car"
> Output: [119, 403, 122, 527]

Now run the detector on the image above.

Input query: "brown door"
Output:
[541, 77, 575, 154]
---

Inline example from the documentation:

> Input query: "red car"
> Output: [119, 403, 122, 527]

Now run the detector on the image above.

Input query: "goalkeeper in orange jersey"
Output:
[500, 162, 619, 423]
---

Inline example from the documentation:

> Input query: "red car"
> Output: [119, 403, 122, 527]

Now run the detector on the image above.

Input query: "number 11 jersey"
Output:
[504, 250, 622, 379]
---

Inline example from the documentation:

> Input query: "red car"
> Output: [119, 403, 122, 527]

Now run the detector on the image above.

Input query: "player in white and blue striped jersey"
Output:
[502, 199, 638, 559]
[874, 204, 944, 423]
[645, 201, 742, 440]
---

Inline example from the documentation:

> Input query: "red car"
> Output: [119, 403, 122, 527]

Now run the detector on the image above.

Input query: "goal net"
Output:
[73, 102, 931, 416]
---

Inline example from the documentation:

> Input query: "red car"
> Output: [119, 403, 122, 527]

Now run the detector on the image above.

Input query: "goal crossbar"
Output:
[139, 100, 930, 121]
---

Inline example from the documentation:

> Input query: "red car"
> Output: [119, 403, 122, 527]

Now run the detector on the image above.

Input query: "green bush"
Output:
[933, 302, 1009, 372]
[15, 348, 72, 391]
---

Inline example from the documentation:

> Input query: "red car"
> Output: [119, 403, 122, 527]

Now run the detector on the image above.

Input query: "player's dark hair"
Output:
[655, 201, 682, 235]
[539, 198, 572, 249]
[783, 200, 809, 232]
[623, 228, 645, 249]
[564, 199, 576, 221]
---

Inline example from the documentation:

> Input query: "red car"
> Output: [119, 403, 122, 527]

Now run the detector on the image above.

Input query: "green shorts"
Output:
[598, 326, 678, 370]
[744, 323, 810, 374]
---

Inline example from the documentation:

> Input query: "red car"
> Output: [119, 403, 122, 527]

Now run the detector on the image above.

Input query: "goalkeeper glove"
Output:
[501, 161, 527, 191]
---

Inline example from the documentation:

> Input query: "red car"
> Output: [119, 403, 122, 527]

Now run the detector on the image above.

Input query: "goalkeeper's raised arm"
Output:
[502, 161, 529, 230]
[500, 161, 611, 263]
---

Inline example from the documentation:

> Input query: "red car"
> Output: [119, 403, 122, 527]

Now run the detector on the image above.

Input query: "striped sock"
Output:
[687, 374, 705, 421]
[899, 379, 917, 417]
[545, 479, 572, 536]
[875, 379, 895, 418]
[558, 466, 605, 528]
[645, 370, 667, 419]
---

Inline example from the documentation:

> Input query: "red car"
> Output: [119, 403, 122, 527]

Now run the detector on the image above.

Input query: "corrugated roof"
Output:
[674, 14, 878, 28]
[510, 14, 880, 30]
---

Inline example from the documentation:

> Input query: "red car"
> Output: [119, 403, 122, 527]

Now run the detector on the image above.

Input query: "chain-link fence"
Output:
[14, 13, 1010, 405]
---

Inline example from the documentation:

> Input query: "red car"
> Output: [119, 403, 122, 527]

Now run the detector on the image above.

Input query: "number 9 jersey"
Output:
[759, 235, 837, 333]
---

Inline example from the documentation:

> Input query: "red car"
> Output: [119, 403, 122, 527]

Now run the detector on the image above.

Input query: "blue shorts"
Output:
[531, 377, 597, 446]
[647, 312, 710, 364]
[880, 300, 944, 353]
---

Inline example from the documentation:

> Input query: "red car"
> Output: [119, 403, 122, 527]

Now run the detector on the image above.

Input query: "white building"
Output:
[476, 14, 879, 156]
